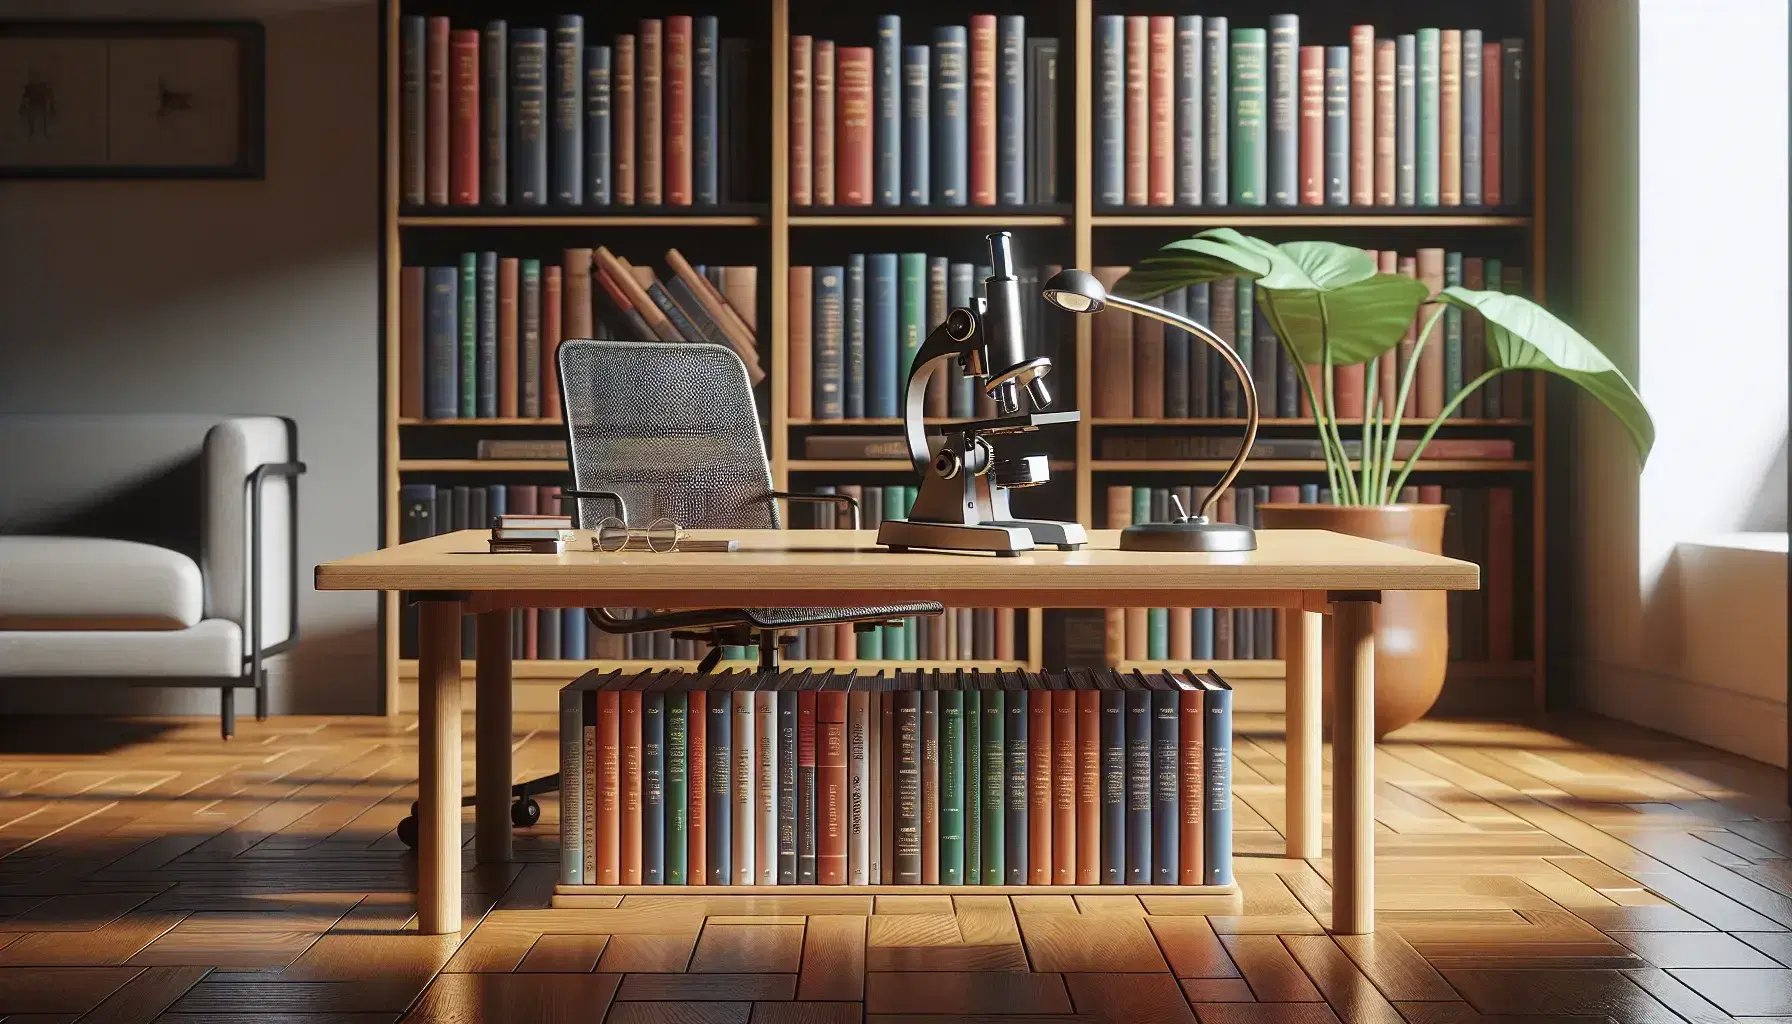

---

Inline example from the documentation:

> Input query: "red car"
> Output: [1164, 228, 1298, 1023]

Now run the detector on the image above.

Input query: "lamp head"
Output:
[1042, 269, 1109, 314]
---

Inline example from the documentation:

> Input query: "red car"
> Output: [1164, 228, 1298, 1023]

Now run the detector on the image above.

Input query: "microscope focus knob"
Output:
[991, 455, 1051, 489]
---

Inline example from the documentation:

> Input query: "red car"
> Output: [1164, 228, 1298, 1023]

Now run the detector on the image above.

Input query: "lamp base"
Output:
[1119, 521, 1258, 552]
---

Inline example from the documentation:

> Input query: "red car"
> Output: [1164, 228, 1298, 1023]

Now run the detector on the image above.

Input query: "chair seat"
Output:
[739, 602, 945, 629]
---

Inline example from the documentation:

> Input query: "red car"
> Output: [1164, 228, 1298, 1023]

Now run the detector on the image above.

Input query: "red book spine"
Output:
[1269, 485, 1301, 503]
[817, 693, 849, 884]
[1178, 689, 1204, 884]
[1169, 609, 1192, 660]
[1052, 691, 1077, 884]
[1147, 16, 1174, 206]
[665, 16, 692, 205]
[638, 20, 664, 205]
[1419, 485, 1443, 506]
[1349, 25, 1373, 205]
[598, 690, 621, 885]
[1027, 688, 1052, 885]
[620, 689, 643, 885]
[686, 690, 706, 885]
[399, 267, 424, 418]
[614, 35, 636, 205]
[1298, 47, 1324, 205]
[541, 266, 563, 422]
[563, 248, 593, 339]
[813, 41, 835, 206]
[1486, 487, 1515, 661]
[425, 17, 450, 205]
[1376, 250, 1399, 418]
[1373, 39, 1396, 205]
[1076, 690, 1100, 884]
[969, 16, 997, 205]
[790, 35, 813, 206]
[1123, 16, 1148, 205]
[836, 48, 873, 205]
[525, 609, 538, 658]
[1481, 43, 1502, 205]
[450, 30, 480, 205]
[1415, 248, 1445, 418]
[798, 690, 817, 880]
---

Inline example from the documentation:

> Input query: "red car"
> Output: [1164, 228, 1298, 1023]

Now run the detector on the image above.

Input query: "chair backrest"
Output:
[557, 339, 781, 530]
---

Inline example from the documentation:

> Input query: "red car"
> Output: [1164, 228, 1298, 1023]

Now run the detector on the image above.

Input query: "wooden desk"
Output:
[316, 528, 1477, 935]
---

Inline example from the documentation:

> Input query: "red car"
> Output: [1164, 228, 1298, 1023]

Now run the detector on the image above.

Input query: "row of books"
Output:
[400, 15, 761, 208]
[789, 258, 1067, 422]
[1105, 483, 1518, 662]
[1094, 15, 1526, 208]
[398, 248, 760, 421]
[1090, 252, 1529, 424]
[557, 668, 1235, 887]
[790, 16, 1058, 207]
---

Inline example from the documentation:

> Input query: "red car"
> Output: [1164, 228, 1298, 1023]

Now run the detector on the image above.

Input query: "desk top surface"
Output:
[315, 529, 1477, 600]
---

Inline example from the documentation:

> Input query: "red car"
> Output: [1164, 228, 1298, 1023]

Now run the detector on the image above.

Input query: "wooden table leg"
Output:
[416, 601, 463, 935]
[1331, 597, 1377, 934]
[475, 610, 514, 865]
[1283, 609, 1323, 861]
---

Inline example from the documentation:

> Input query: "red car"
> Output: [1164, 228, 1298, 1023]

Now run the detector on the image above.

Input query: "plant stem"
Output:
[1265, 302, 1346, 500]
[1386, 367, 1507, 497]
[1361, 356, 1381, 504]
[1316, 295, 1358, 504]
[1380, 306, 1446, 502]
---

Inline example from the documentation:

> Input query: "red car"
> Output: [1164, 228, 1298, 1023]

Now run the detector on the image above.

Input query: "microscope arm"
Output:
[903, 314, 981, 475]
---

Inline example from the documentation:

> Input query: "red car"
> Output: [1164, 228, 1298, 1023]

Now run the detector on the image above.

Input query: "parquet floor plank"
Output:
[1064, 972, 1197, 1024]
[689, 923, 804, 973]
[798, 915, 867, 1001]
[403, 971, 621, 1022]
[514, 932, 609, 972]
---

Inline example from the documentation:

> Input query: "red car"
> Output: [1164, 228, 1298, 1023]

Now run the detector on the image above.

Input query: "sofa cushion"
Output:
[0, 619, 243, 676]
[0, 537, 202, 629]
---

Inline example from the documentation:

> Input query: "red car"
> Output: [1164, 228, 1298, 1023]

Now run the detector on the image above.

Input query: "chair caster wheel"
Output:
[511, 798, 541, 828]
[397, 815, 418, 849]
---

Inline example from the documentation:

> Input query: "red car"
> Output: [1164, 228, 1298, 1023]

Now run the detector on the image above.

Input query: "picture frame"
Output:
[0, 21, 265, 179]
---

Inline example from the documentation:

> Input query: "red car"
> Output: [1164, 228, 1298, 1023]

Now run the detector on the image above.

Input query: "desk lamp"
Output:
[877, 232, 1088, 556]
[1042, 269, 1258, 552]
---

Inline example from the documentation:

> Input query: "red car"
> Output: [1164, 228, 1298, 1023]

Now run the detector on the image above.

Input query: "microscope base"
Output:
[877, 519, 1036, 556]
[985, 518, 1088, 550]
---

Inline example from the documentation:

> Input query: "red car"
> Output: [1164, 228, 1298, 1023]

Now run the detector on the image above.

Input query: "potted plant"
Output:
[1116, 229, 1653, 734]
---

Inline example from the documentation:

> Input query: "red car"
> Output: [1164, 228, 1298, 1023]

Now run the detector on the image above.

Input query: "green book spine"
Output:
[940, 689, 964, 884]
[1131, 486, 1150, 525]
[457, 252, 478, 417]
[859, 626, 883, 660]
[962, 688, 981, 883]
[1416, 28, 1440, 206]
[1228, 29, 1267, 206]
[1443, 251, 1463, 412]
[980, 687, 1004, 884]
[898, 252, 928, 381]
[665, 691, 687, 885]
[1148, 609, 1169, 660]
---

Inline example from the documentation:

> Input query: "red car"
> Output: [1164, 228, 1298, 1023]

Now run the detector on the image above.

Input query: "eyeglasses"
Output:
[595, 516, 684, 553]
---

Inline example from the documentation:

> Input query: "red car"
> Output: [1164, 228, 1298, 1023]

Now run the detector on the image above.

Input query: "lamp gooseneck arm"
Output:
[1102, 294, 1259, 522]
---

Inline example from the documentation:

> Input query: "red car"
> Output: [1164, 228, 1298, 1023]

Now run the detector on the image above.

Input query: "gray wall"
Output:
[0, 0, 381, 713]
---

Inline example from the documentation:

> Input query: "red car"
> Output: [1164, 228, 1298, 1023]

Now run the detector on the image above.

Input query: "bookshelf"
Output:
[379, 0, 1549, 715]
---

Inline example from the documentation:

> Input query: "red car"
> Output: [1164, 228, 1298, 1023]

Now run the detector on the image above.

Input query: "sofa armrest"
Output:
[202, 418, 301, 655]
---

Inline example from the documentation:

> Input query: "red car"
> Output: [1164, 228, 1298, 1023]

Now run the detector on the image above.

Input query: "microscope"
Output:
[876, 232, 1088, 556]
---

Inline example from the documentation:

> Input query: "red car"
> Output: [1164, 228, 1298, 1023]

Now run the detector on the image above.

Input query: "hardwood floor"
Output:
[0, 708, 1785, 1023]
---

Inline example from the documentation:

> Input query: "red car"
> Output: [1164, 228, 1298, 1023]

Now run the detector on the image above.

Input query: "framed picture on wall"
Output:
[0, 21, 264, 179]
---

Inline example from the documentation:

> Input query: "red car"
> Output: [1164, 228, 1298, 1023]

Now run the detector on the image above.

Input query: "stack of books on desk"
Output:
[490, 513, 575, 553]
[558, 667, 1233, 889]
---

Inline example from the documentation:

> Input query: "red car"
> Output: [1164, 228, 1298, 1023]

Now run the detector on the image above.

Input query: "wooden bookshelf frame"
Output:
[379, 0, 1551, 714]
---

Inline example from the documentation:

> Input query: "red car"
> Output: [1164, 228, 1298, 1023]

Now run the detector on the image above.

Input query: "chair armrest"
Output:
[247, 461, 306, 668]
[771, 490, 861, 530]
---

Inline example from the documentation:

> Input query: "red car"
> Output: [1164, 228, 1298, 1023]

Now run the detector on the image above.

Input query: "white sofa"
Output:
[0, 415, 304, 737]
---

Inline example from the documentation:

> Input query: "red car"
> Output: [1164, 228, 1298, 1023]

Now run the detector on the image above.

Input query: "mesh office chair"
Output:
[447, 339, 943, 839]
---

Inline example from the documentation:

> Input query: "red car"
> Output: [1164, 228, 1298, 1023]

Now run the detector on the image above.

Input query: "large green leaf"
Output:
[1264, 275, 1431, 366]
[1440, 287, 1653, 462]
[1113, 228, 1275, 298]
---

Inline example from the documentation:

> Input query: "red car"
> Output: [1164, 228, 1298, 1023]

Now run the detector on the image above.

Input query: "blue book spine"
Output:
[1253, 304, 1278, 420]
[1095, 16, 1125, 205]
[1099, 690, 1125, 883]
[931, 27, 968, 206]
[401, 16, 427, 205]
[1416, 28, 1440, 206]
[1324, 46, 1350, 205]
[898, 253, 927, 384]
[1444, 251, 1463, 409]
[1202, 17, 1228, 205]
[1003, 687, 1028, 885]
[561, 608, 586, 659]
[551, 16, 583, 205]
[867, 254, 899, 418]
[1193, 609, 1214, 659]
[481, 21, 508, 205]
[1300, 483, 1320, 503]
[584, 46, 611, 204]
[996, 15, 1025, 204]
[1187, 283, 1210, 416]
[1267, 14, 1299, 205]
[511, 28, 548, 205]
[1275, 318, 1299, 419]
[1396, 35, 1416, 205]
[875, 15, 902, 206]
[457, 254, 477, 417]
[814, 266, 845, 419]
[476, 252, 498, 418]
[1151, 690, 1179, 884]
[1161, 286, 1189, 418]
[845, 255, 866, 419]
[1461, 29, 1482, 205]
[1204, 683, 1233, 885]
[665, 692, 687, 885]
[694, 17, 719, 205]
[1125, 689, 1152, 884]
[1174, 16, 1202, 205]
[642, 691, 664, 884]
[902, 45, 930, 204]
[778, 689, 797, 884]
[486, 484, 507, 520]
[706, 694, 732, 884]
[946, 263, 976, 415]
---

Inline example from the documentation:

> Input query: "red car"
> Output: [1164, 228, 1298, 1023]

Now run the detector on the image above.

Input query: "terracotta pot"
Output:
[1257, 503, 1449, 738]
